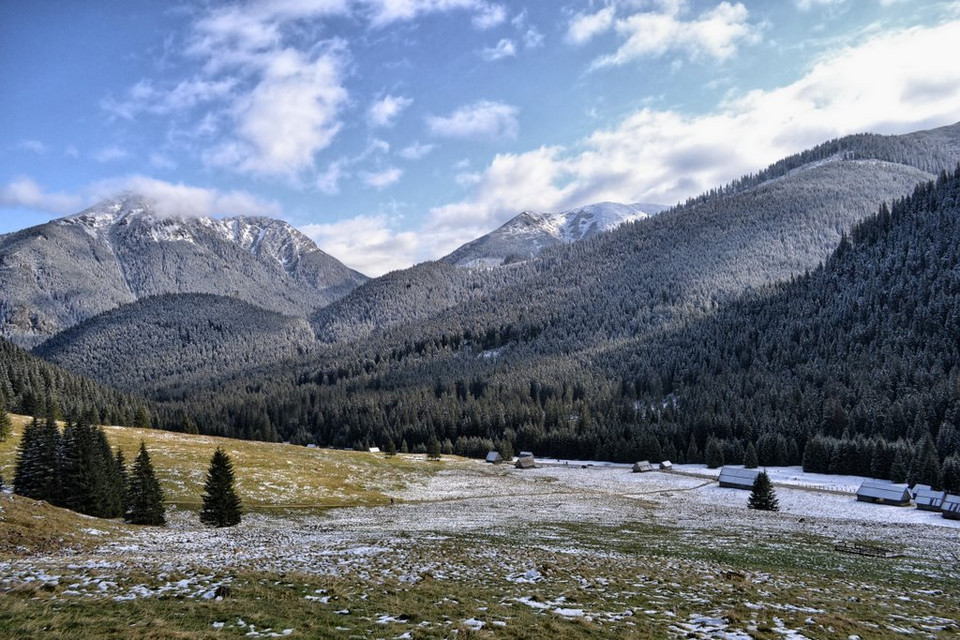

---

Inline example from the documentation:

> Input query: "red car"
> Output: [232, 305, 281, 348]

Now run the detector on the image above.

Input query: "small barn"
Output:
[516, 456, 536, 469]
[519, 451, 534, 459]
[856, 479, 912, 506]
[910, 484, 931, 499]
[914, 487, 946, 511]
[368, 447, 381, 454]
[718, 467, 760, 490]
[632, 460, 656, 473]
[485, 451, 504, 464]
[659, 460, 673, 470]
[942, 494, 960, 520]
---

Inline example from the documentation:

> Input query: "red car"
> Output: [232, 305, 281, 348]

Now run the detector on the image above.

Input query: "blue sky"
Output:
[2, 0, 959, 275]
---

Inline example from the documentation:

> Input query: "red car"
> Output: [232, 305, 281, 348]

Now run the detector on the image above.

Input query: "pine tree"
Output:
[200, 447, 242, 527]
[704, 437, 725, 469]
[426, 435, 441, 461]
[37, 410, 62, 505]
[743, 442, 759, 469]
[942, 456, 960, 494]
[385, 438, 397, 457]
[126, 442, 166, 526]
[748, 471, 779, 511]
[686, 434, 702, 464]
[910, 433, 942, 489]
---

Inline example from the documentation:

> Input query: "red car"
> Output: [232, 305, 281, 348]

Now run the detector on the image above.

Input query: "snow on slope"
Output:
[443, 201, 667, 268]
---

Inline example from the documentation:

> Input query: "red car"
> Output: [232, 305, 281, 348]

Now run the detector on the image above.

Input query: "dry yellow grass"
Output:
[0, 414, 449, 510]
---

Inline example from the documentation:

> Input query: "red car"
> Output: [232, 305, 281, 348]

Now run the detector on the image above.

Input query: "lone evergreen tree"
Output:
[200, 447, 242, 527]
[126, 442, 166, 526]
[704, 437, 725, 469]
[13, 416, 43, 499]
[748, 471, 779, 512]
[426, 435, 441, 461]
[385, 438, 397, 457]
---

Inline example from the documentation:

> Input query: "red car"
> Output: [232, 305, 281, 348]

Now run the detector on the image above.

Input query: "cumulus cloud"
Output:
[368, 94, 413, 128]
[471, 2, 506, 29]
[427, 100, 519, 141]
[361, 167, 403, 189]
[205, 47, 348, 176]
[591, 1, 759, 67]
[566, 6, 615, 45]
[420, 20, 960, 259]
[301, 214, 420, 275]
[480, 38, 516, 61]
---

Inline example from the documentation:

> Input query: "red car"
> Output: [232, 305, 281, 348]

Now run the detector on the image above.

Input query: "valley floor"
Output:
[2, 457, 959, 639]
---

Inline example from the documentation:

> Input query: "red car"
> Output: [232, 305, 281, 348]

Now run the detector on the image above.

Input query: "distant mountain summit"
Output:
[0, 194, 367, 346]
[442, 202, 666, 267]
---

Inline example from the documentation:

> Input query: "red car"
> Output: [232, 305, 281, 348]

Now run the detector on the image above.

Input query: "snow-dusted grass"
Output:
[2, 426, 959, 638]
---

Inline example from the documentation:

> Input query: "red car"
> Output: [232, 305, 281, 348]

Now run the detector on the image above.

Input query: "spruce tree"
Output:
[748, 471, 779, 511]
[385, 438, 396, 457]
[13, 416, 43, 499]
[126, 442, 166, 526]
[704, 437, 725, 469]
[910, 433, 942, 489]
[942, 456, 960, 494]
[200, 447, 242, 527]
[37, 410, 62, 505]
[743, 442, 759, 469]
[0, 398, 11, 442]
[426, 435, 441, 461]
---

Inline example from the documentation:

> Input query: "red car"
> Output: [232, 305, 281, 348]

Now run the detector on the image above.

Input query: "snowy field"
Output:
[2, 458, 959, 638]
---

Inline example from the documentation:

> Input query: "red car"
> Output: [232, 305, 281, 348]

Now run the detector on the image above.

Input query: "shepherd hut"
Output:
[855, 479, 912, 506]
[718, 467, 760, 490]
[485, 451, 504, 464]
[942, 494, 960, 520]
[632, 460, 656, 473]
[914, 487, 946, 511]
[516, 456, 536, 469]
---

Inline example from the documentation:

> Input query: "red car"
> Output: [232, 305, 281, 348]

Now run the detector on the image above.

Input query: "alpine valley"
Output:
[4, 121, 960, 477]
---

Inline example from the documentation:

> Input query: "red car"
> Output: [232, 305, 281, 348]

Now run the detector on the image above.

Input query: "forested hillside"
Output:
[34, 294, 316, 396]
[0, 337, 149, 427]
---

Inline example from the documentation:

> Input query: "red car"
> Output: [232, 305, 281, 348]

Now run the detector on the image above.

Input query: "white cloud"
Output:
[361, 167, 403, 189]
[149, 153, 177, 170]
[420, 20, 960, 259]
[398, 141, 436, 159]
[368, 94, 413, 128]
[93, 146, 130, 163]
[566, 6, 615, 45]
[363, 0, 497, 28]
[102, 78, 237, 120]
[0, 175, 279, 221]
[0, 177, 85, 214]
[316, 160, 348, 194]
[472, 2, 506, 29]
[301, 214, 420, 276]
[427, 100, 519, 141]
[480, 38, 516, 61]
[592, 1, 759, 67]
[795, 0, 846, 9]
[17, 140, 47, 154]
[205, 47, 348, 176]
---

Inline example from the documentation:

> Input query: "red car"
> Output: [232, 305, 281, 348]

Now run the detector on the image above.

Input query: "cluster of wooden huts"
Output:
[486, 450, 537, 469]
[854, 479, 960, 519]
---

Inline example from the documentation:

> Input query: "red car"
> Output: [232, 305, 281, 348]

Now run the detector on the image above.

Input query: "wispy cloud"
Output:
[17, 140, 47, 154]
[0, 176, 85, 214]
[427, 100, 519, 141]
[93, 146, 130, 163]
[301, 213, 420, 276]
[480, 38, 516, 61]
[398, 141, 436, 159]
[566, 6, 615, 45]
[361, 167, 403, 189]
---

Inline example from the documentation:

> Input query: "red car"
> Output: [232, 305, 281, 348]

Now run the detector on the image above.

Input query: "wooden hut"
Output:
[718, 467, 760, 490]
[942, 494, 960, 520]
[659, 460, 673, 470]
[515, 456, 536, 469]
[485, 451, 504, 464]
[855, 479, 911, 506]
[632, 460, 656, 473]
[914, 487, 946, 511]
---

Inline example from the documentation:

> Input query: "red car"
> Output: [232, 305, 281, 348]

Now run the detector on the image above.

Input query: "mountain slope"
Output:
[441, 202, 665, 268]
[0, 195, 367, 347]
[160, 122, 960, 453]
[34, 293, 316, 396]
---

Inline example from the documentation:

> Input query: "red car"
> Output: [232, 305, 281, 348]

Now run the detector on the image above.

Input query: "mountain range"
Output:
[0, 194, 367, 347]
[3, 120, 960, 473]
